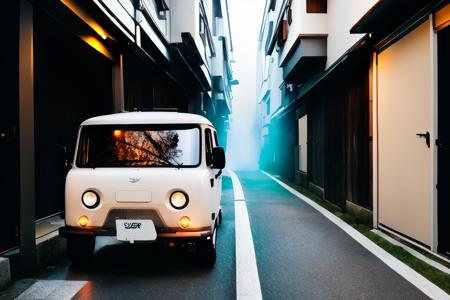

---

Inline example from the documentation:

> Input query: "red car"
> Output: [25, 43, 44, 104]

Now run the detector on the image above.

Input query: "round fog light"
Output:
[82, 190, 100, 209]
[170, 191, 189, 209]
[78, 215, 89, 227]
[179, 216, 191, 229]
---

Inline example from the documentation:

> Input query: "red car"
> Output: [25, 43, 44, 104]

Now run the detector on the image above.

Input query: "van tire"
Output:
[67, 236, 95, 266]
[199, 230, 216, 266]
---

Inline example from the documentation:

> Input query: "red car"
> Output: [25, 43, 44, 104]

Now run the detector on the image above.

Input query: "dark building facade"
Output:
[0, 0, 236, 274]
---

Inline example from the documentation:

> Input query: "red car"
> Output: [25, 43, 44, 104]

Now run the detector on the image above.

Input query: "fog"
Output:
[226, 0, 265, 171]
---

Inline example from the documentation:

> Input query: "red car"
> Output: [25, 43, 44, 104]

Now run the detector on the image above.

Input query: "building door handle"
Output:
[416, 131, 430, 148]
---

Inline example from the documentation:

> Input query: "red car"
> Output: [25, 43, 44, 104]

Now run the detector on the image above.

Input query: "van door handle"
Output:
[416, 131, 430, 148]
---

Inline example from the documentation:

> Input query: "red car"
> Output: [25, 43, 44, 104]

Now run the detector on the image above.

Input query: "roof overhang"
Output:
[281, 36, 327, 84]
[169, 33, 212, 92]
[170, 44, 211, 92]
[351, 0, 439, 34]
[181, 32, 204, 66]
[274, 34, 372, 120]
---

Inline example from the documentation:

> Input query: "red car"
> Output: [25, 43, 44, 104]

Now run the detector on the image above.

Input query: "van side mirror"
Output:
[212, 147, 226, 169]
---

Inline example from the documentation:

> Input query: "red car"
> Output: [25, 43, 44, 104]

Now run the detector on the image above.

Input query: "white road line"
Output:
[262, 171, 450, 300]
[15, 280, 87, 300]
[225, 169, 245, 201]
[225, 169, 262, 300]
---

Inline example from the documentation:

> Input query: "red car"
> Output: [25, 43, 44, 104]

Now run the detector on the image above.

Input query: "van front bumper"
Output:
[59, 225, 213, 240]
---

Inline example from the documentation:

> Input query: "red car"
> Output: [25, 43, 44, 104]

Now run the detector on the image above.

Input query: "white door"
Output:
[377, 19, 434, 246]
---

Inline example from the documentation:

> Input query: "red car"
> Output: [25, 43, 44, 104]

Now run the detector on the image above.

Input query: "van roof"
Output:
[81, 112, 213, 126]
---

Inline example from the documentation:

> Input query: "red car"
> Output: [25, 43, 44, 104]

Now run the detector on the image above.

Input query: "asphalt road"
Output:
[238, 171, 427, 300]
[1, 171, 429, 299]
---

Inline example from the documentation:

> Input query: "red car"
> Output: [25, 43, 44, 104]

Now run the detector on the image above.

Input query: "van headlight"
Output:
[170, 191, 189, 209]
[82, 190, 100, 209]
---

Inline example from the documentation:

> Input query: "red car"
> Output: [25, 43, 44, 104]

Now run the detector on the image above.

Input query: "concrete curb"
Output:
[0, 257, 11, 290]
[36, 231, 67, 268]
[1, 230, 66, 288]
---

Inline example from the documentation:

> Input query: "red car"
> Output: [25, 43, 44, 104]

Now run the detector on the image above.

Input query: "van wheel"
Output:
[199, 230, 216, 266]
[217, 210, 223, 227]
[67, 236, 95, 266]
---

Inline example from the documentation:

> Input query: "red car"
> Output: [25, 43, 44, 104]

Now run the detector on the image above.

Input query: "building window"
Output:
[199, 15, 206, 47]
[306, 0, 326, 13]
[153, 0, 169, 19]
[276, 19, 288, 49]
[269, 0, 276, 11]
[198, 1, 216, 59]
[264, 22, 274, 54]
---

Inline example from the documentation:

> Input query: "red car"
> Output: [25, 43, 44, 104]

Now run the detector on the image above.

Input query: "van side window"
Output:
[213, 131, 219, 147]
[205, 128, 213, 166]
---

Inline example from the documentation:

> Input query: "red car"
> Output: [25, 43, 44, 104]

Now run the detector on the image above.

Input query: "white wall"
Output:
[170, 0, 197, 43]
[280, 0, 327, 64]
[269, 53, 282, 113]
[170, 0, 214, 69]
[326, 0, 377, 68]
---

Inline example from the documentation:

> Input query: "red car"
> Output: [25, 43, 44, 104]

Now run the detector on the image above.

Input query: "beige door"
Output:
[377, 19, 434, 246]
[298, 115, 308, 173]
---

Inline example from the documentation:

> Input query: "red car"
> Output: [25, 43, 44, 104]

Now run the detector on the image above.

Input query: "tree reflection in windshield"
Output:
[113, 130, 182, 167]
[77, 125, 200, 168]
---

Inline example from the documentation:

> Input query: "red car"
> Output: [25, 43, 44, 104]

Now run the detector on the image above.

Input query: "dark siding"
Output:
[346, 69, 370, 209]
[34, 9, 113, 219]
[301, 57, 371, 210]
[322, 59, 370, 209]
[437, 25, 450, 253]
[309, 98, 325, 188]
[0, 1, 20, 252]
[323, 90, 347, 208]
[276, 112, 296, 181]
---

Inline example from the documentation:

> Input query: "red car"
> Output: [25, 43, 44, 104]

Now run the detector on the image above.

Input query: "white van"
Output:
[59, 112, 226, 265]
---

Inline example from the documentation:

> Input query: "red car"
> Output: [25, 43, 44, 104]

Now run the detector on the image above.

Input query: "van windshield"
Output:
[76, 124, 201, 168]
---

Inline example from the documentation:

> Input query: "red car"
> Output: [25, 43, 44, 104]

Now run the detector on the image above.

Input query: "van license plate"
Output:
[116, 220, 157, 241]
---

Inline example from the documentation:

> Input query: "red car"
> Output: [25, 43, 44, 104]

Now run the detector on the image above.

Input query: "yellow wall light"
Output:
[81, 35, 114, 61]
[60, 0, 109, 40]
